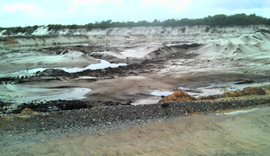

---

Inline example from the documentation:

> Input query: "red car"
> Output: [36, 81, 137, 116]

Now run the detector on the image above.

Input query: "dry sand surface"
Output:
[1, 106, 270, 156]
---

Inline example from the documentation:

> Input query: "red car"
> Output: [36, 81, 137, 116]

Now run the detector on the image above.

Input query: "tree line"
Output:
[1, 13, 270, 35]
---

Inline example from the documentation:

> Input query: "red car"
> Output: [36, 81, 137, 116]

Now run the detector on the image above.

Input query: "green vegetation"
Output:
[47, 24, 83, 31]
[52, 40, 56, 46]
[83, 14, 270, 30]
[1, 13, 270, 34]
[0, 25, 39, 35]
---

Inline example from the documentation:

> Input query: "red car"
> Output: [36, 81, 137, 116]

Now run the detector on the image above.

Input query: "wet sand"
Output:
[1, 106, 270, 156]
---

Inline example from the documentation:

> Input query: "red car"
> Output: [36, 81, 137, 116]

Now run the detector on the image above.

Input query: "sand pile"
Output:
[17, 108, 38, 117]
[159, 89, 196, 103]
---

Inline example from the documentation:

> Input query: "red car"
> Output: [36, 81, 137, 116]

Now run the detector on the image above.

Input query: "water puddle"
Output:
[150, 87, 222, 98]
[132, 97, 161, 105]
[36, 88, 92, 101]
[151, 90, 173, 96]
[0, 84, 91, 103]
[0, 59, 127, 78]
[212, 82, 270, 91]
[132, 90, 176, 105]
[141, 81, 270, 106]
[179, 81, 270, 97]
[58, 60, 127, 73]
[196, 87, 223, 96]
[150, 86, 224, 99]
[0, 59, 126, 103]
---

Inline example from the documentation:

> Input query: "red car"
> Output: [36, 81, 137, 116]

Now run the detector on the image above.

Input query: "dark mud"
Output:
[0, 59, 164, 84]
[7, 100, 131, 114]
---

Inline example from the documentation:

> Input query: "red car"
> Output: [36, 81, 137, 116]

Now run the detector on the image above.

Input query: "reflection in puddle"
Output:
[151, 90, 173, 96]
[59, 60, 127, 73]
[0, 59, 127, 77]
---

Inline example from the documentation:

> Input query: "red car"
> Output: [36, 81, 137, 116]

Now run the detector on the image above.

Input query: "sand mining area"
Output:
[1, 25, 270, 155]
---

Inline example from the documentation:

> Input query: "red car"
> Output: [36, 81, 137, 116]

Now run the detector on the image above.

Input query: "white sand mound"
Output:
[32, 27, 49, 36]
[157, 30, 270, 78]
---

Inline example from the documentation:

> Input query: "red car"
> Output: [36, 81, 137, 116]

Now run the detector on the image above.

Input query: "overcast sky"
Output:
[1, 0, 270, 27]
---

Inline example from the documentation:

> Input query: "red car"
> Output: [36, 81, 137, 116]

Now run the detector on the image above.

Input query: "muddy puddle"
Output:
[0, 83, 91, 103]
[0, 59, 126, 103]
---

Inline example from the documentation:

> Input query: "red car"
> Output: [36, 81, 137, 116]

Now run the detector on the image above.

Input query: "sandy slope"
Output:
[1, 106, 270, 156]
[156, 31, 270, 79]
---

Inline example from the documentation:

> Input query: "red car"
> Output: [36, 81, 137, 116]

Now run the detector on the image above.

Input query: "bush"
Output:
[52, 40, 56, 46]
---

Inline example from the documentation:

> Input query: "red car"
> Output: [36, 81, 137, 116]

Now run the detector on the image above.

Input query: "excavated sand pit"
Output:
[1, 25, 270, 155]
